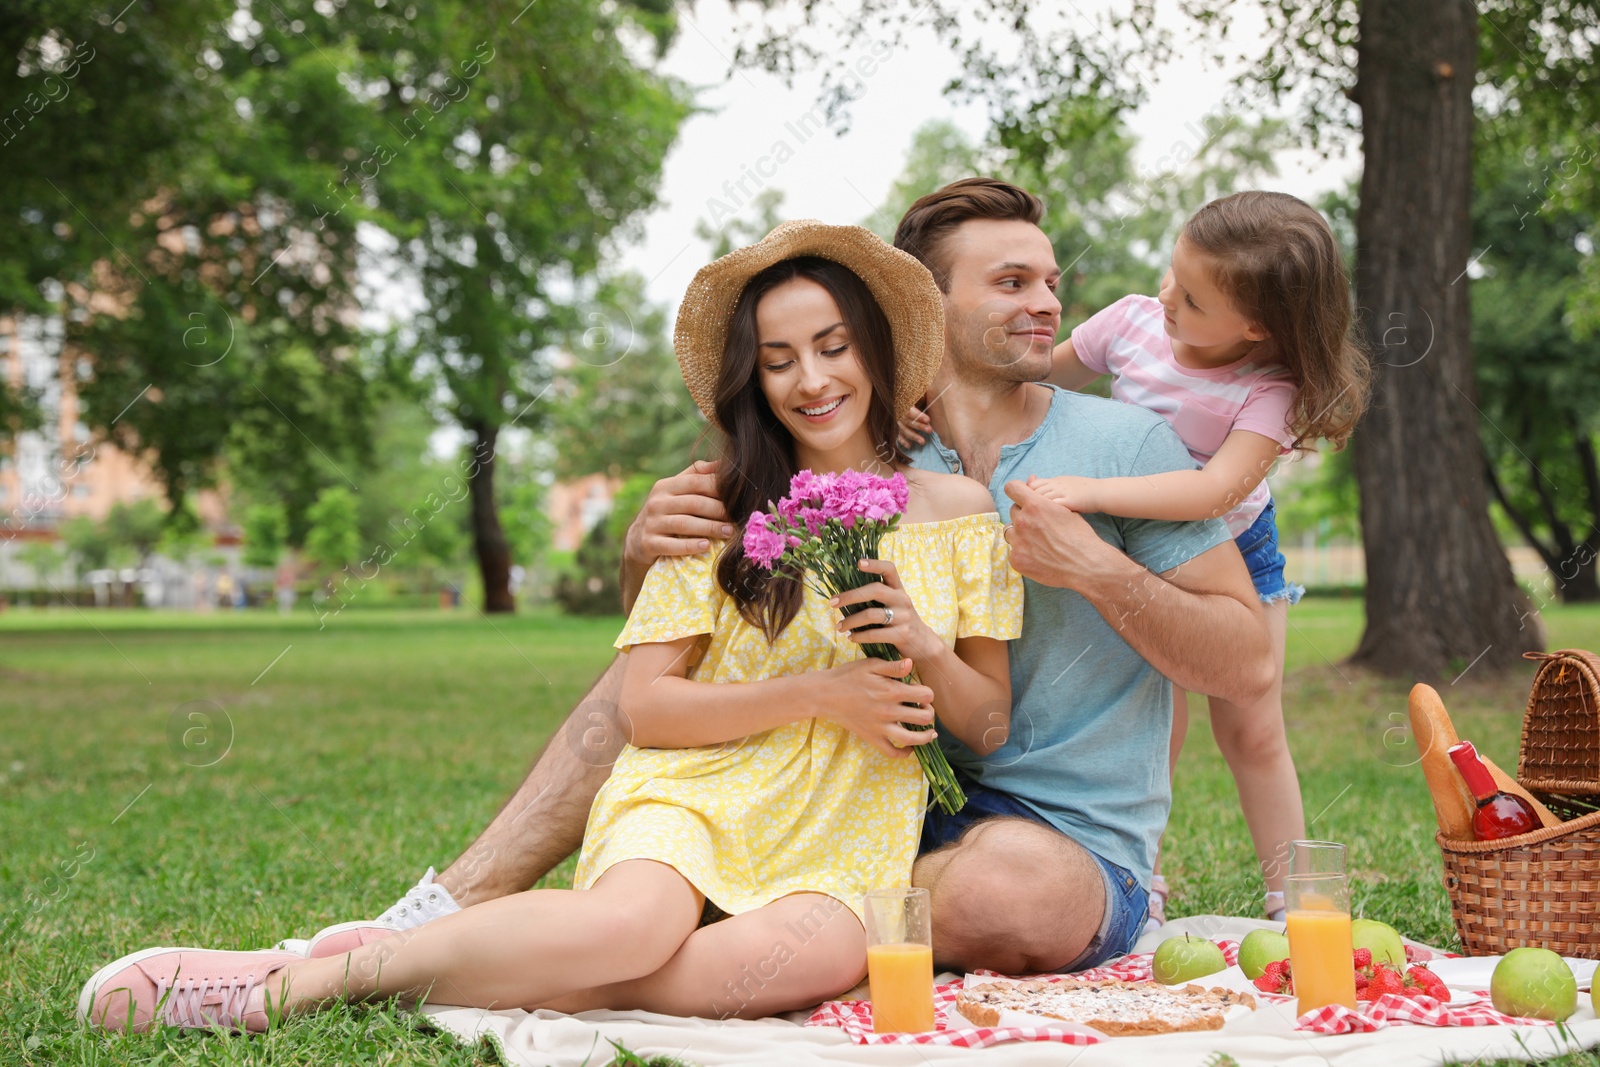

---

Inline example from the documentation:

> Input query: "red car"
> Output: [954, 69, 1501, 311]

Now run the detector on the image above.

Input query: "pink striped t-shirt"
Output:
[1070, 294, 1298, 537]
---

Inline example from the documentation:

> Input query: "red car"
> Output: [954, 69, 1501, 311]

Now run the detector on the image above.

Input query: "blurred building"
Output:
[547, 473, 620, 552]
[0, 314, 231, 534]
[0, 315, 239, 609]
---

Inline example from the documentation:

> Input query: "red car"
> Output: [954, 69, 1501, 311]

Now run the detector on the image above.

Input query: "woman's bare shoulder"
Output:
[903, 469, 998, 522]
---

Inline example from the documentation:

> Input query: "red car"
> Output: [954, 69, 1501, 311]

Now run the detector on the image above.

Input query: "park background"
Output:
[3, 1, 1599, 1065]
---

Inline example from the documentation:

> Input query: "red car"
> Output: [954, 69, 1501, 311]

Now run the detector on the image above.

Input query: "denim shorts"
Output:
[919, 774, 1148, 971]
[1237, 500, 1304, 605]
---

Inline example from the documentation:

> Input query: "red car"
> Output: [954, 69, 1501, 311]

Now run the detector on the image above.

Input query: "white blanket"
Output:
[421, 916, 1600, 1067]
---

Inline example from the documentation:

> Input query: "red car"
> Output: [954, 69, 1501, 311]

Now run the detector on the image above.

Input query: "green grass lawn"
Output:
[3, 598, 1599, 1066]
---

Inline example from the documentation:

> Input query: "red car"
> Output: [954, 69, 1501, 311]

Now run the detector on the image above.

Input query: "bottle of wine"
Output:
[1447, 740, 1540, 841]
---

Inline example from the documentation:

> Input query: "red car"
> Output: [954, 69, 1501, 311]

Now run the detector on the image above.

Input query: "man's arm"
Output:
[619, 459, 732, 613]
[1003, 480, 1273, 706]
[433, 655, 629, 906]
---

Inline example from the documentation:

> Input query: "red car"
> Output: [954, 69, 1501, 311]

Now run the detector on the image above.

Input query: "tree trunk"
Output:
[1349, 0, 1537, 677]
[1551, 545, 1600, 603]
[467, 420, 516, 613]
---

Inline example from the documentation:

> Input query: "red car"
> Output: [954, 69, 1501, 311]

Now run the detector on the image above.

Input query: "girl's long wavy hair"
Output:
[712, 256, 907, 641]
[1181, 191, 1372, 451]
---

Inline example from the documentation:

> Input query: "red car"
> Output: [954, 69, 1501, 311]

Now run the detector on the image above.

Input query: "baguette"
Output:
[1408, 683, 1562, 835]
[1409, 684, 1474, 838]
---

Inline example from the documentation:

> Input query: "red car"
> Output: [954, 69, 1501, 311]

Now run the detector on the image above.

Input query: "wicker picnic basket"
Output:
[1517, 649, 1600, 806]
[1436, 649, 1600, 958]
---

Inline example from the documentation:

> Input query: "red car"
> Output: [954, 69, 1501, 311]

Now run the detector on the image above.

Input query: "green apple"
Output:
[1490, 947, 1577, 1021]
[1350, 918, 1407, 969]
[1152, 934, 1227, 985]
[1237, 929, 1292, 980]
[1591, 973, 1598, 1016]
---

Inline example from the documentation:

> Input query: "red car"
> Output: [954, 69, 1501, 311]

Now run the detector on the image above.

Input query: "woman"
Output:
[79, 221, 1022, 1034]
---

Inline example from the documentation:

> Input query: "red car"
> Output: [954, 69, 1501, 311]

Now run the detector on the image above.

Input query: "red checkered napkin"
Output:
[1291, 992, 1559, 1034]
[803, 942, 1244, 1046]
[802, 978, 1102, 1048]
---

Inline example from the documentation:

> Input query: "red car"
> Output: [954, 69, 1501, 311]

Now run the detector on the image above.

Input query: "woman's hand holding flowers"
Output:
[831, 559, 943, 668]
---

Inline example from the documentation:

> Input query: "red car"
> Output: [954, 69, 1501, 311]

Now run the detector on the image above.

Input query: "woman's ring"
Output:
[1003, 524, 1015, 542]
[883, 607, 895, 625]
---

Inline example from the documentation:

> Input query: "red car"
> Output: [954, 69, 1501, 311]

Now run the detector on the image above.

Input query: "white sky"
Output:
[619, 1, 1361, 313]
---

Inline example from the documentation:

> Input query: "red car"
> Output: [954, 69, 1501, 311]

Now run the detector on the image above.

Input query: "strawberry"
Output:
[1353, 947, 1377, 1000]
[1253, 959, 1294, 995]
[1367, 964, 1405, 999]
[1405, 965, 1450, 1002]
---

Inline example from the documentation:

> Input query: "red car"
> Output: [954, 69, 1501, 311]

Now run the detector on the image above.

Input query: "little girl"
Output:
[1037, 191, 1368, 925]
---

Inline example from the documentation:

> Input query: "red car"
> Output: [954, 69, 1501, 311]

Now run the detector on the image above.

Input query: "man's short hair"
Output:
[893, 178, 1045, 292]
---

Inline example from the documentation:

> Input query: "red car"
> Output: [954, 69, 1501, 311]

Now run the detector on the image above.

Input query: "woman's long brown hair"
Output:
[712, 256, 906, 641]
[1181, 191, 1372, 451]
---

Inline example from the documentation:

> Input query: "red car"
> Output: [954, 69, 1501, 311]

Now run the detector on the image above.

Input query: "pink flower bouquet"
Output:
[744, 468, 966, 813]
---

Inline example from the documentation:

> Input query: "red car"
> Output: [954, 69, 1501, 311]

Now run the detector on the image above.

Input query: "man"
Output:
[321, 178, 1272, 975]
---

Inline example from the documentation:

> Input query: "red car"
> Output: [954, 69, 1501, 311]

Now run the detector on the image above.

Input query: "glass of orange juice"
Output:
[1284, 840, 1357, 1012]
[863, 887, 935, 1033]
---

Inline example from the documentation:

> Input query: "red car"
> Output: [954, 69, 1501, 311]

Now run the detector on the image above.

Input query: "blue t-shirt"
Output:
[908, 386, 1231, 885]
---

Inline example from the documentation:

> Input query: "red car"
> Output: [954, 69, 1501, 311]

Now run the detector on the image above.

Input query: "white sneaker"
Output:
[271, 867, 462, 956]
[375, 866, 461, 930]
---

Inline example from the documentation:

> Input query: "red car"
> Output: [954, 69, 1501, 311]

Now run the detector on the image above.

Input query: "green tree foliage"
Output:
[1274, 447, 1361, 544]
[59, 514, 114, 573]
[54, 498, 171, 576]
[361, 1, 690, 612]
[241, 503, 289, 570]
[104, 499, 167, 566]
[1474, 4, 1600, 260]
[346, 401, 468, 572]
[5, 2, 376, 500]
[304, 486, 360, 574]
[500, 475, 553, 574]
[1472, 136, 1600, 601]
[15, 541, 63, 587]
[0, 1, 224, 441]
[554, 520, 624, 616]
[545, 273, 707, 483]
[5, 1, 690, 617]
[695, 188, 788, 259]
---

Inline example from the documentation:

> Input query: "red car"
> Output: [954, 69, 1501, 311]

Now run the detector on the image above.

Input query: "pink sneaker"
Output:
[77, 947, 300, 1034]
[305, 920, 400, 958]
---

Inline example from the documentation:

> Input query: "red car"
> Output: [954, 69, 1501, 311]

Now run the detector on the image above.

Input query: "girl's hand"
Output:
[896, 403, 933, 449]
[1027, 473, 1102, 513]
[809, 657, 937, 759]
[831, 559, 944, 664]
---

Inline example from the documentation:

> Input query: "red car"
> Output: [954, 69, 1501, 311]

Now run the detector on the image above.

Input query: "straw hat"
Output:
[673, 220, 944, 428]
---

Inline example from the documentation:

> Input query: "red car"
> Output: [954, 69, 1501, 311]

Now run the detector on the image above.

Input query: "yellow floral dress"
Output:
[573, 513, 1023, 924]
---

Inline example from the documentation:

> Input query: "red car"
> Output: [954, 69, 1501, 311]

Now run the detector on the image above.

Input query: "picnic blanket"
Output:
[420, 916, 1600, 1067]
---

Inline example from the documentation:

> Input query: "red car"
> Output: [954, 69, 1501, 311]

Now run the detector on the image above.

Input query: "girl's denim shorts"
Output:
[1237, 500, 1304, 605]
